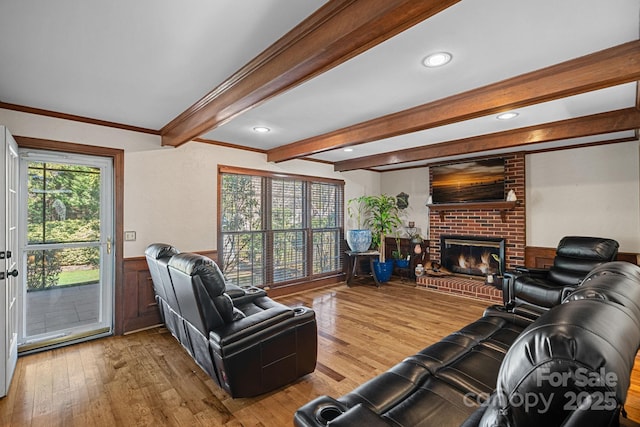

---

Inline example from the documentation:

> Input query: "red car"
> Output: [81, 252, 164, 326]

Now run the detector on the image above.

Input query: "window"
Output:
[219, 166, 343, 289]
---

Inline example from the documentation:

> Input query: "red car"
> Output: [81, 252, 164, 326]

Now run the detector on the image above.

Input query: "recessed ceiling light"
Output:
[496, 112, 519, 120]
[343, 147, 354, 152]
[422, 52, 452, 68]
[253, 126, 271, 133]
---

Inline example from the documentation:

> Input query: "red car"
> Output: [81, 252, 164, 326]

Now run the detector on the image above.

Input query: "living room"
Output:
[3, 95, 640, 427]
[2, 1, 640, 426]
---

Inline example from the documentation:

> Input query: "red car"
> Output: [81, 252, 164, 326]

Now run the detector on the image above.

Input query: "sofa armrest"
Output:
[503, 268, 550, 308]
[294, 398, 391, 427]
[503, 267, 565, 312]
[323, 404, 393, 427]
[294, 396, 349, 427]
[502, 272, 516, 308]
[512, 266, 550, 278]
[209, 306, 293, 346]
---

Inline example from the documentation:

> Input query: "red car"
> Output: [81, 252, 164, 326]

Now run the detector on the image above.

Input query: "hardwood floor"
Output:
[2, 280, 640, 426]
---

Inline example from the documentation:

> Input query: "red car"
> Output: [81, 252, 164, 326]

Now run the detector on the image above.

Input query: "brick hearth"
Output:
[415, 275, 502, 304]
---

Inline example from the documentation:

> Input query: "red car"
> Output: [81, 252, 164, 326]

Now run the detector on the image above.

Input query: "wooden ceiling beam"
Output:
[268, 40, 640, 163]
[160, 0, 461, 147]
[334, 108, 640, 171]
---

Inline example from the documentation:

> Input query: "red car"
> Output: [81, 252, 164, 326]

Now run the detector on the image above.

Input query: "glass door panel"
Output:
[19, 153, 113, 351]
[25, 247, 100, 336]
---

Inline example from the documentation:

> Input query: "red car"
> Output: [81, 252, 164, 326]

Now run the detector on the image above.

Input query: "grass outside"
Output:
[57, 269, 100, 286]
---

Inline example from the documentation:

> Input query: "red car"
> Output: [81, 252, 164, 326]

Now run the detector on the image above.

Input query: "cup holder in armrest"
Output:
[245, 287, 261, 294]
[315, 405, 344, 425]
[293, 307, 307, 316]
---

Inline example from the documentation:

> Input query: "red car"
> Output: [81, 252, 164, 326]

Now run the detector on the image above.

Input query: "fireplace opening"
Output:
[440, 235, 505, 278]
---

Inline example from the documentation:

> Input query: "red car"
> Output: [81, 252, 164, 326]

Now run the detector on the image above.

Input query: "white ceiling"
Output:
[1, 0, 639, 171]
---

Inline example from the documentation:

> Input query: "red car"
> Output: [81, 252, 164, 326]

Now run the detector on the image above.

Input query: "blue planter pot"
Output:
[373, 259, 394, 283]
[347, 229, 372, 253]
[395, 259, 409, 268]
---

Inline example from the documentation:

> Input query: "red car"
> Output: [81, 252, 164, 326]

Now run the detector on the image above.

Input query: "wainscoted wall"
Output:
[525, 246, 639, 269]
[428, 154, 526, 271]
[121, 250, 216, 334]
[122, 257, 160, 333]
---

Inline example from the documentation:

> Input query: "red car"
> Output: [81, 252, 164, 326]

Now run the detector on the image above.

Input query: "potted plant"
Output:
[346, 196, 372, 253]
[362, 194, 402, 282]
[392, 231, 409, 269]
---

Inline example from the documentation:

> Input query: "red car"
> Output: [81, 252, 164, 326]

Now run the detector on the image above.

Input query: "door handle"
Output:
[107, 237, 112, 254]
[7, 269, 18, 277]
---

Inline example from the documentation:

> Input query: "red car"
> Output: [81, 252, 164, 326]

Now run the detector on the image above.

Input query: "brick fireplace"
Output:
[440, 235, 505, 277]
[428, 154, 525, 271]
[416, 154, 525, 302]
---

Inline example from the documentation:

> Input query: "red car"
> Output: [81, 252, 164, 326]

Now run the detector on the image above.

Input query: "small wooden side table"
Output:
[345, 250, 381, 287]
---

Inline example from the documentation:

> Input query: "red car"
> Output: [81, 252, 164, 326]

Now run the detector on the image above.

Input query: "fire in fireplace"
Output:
[440, 235, 505, 278]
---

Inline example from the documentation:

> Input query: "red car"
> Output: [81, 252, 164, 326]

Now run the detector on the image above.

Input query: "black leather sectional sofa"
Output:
[295, 245, 640, 425]
[145, 243, 317, 398]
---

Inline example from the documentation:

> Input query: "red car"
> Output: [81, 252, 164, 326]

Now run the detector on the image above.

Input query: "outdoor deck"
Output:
[25, 283, 99, 336]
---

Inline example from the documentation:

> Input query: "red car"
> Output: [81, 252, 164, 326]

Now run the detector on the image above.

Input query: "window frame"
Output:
[217, 165, 344, 290]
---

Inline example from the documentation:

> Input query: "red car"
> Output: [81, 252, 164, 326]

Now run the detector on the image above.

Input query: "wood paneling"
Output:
[269, 40, 640, 163]
[122, 257, 162, 333]
[121, 250, 217, 334]
[525, 246, 640, 268]
[524, 246, 557, 269]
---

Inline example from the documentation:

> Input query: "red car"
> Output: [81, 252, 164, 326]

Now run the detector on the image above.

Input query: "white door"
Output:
[18, 150, 114, 351]
[1, 126, 19, 398]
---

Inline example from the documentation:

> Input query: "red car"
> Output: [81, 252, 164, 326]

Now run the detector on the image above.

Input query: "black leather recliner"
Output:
[503, 236, 619, 318]
[167, 252, 317, 397]
[145, 244, 318, 397]
[145, 243, 270, 350]
[144, 243, 189, 348]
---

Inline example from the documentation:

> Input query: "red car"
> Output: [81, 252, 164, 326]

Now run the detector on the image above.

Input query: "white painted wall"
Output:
[526, 141, 640, 252]
[380, 168, 430, 240]
[0, 109, 381, 257]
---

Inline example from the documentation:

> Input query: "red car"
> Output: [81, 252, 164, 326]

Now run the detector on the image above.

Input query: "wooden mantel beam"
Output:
[160, 0, 461, 147]
[334, 108, 640, 171]
[268, 40, 640, 163]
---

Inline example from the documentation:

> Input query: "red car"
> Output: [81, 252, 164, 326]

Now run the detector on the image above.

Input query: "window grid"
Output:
[312, 230, 341, 274]
[220, 169, 343, 289]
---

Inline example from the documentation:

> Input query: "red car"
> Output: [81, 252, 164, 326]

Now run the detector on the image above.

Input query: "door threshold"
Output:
[18, 327, 111, 355]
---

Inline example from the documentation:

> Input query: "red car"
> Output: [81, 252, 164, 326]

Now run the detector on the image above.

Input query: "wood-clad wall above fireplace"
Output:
[428, 154, 526, 272]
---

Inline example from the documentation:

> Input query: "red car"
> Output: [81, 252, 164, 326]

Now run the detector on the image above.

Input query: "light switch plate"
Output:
[124, 231, 136, 241]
